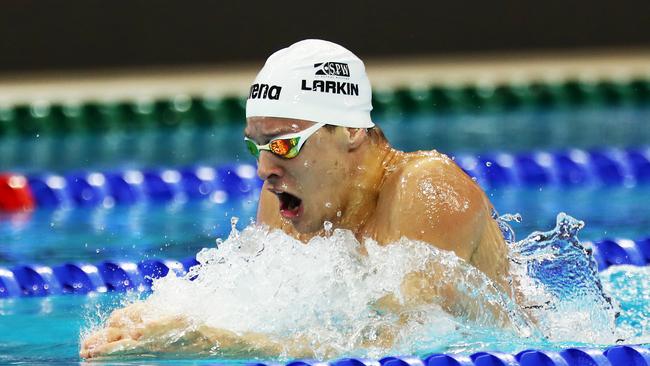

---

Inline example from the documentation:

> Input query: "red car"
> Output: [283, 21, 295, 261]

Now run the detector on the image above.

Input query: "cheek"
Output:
[295, 140, 346, 188]
[296, 161, 332, 193]
[300, 158, 316, 169]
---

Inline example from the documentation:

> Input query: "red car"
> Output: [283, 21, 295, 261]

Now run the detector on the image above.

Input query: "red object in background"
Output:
[0, 173, 35, 212]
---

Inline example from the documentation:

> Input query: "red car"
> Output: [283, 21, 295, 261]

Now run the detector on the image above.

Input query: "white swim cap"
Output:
[246, 39, 375, 128]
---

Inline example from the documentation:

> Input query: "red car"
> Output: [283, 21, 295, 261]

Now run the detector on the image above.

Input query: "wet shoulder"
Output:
[383, 150, 473, 190]
[373, 150, 488, 252]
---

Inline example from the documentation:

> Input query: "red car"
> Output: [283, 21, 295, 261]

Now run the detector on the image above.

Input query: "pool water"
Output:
[2, 186, 649, 266]
[1, 104, 650, 364]
[1, 230, 649, 365]
[0, 199, 258, 265]
[0, 293, 243, 365]
[2, 105, 649, 173]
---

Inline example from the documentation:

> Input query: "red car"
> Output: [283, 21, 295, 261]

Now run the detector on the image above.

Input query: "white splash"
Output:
[94, 213, 630, 359]
[142, 224, 529, 359]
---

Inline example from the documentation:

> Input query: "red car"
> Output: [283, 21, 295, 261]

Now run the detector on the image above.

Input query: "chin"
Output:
[288, 214, 324, 235]
[291, 220, 318, 234]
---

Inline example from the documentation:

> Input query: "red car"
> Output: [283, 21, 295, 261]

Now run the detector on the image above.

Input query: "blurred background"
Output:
[0, 0, 649, 255]
[1, 2, 650, 363]
[1, 0, 650, 260]
[1, 0, 650, 72]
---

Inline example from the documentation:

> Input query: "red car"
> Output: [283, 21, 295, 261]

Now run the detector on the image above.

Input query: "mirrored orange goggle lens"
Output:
[270, 138, 299, 158]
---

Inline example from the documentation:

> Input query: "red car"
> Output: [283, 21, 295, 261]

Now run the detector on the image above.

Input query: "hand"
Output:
[81, 299, 336, 360]
[80, 301, 317, 360]
[80, 302, 191, 359]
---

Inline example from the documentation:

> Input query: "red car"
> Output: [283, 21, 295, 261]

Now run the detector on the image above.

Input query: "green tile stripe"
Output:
[1, 78, 649, 136]
[372, 78, 650, 114]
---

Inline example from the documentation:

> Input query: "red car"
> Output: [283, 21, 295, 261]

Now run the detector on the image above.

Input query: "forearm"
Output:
[194, 326, 317, 359]
[398, 265, 518, 329]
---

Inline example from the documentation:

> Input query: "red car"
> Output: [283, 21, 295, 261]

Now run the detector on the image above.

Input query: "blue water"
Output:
[1, 105, 650, 364]
[0, 263, 648, 364]
[2, 186, 649, 265]
[0, 199, 257, 265]
[0, 293, 241, 365]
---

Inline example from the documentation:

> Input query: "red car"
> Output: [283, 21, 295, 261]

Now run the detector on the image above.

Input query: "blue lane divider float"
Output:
[454, 146, 650, 189]
[244, 345, 650, 366]
[0, 256, 201, 298]
[586, 237, 650, 271]
[0, 237, 649, 298]
[8, 146, 650, 210]
[25, 163, 262, 209]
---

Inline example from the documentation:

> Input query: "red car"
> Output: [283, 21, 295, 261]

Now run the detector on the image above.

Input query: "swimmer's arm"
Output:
[398, 262, 515, 328]
[194, 326, 319, 358]
[373, 159, 515, 327]
[362, 269, 515, 353]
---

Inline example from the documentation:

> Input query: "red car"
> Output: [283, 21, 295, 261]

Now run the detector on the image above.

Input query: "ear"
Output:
[345, 128, 367, 151]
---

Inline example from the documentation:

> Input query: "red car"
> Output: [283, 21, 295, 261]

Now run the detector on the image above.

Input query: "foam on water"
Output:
[85, 213, 649, 359]
[145, 221, 528, 359]
[600, 265, 650, 344]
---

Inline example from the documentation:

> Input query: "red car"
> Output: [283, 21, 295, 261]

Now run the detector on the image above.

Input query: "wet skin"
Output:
[80, 117, 514, 360]
[250, 117, 510, 289]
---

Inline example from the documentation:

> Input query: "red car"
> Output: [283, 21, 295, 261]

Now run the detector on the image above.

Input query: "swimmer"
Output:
[80, 40, 515, 360]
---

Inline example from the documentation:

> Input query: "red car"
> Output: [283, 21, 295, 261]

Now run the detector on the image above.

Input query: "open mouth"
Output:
[276, 191, 303, 219]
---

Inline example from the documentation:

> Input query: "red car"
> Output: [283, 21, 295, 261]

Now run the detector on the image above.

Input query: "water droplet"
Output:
[228, 216, 241, 240]
[325, 202, 332, 208]
[336, 210, 342, 217]
[323, 220, 333, 234]
[485, 161, 492, 167]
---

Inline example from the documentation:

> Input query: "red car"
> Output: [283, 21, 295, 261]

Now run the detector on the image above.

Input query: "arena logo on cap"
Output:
[248, 84, 282, 100]
[314, 62, 350, 78]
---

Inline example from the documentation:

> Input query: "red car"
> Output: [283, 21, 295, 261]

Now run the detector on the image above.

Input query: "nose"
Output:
[256, 151, 284, 181]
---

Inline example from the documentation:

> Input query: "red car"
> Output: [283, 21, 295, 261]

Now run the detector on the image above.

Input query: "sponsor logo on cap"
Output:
[314, 62, 350, 78]
[248, 84, 282, 100]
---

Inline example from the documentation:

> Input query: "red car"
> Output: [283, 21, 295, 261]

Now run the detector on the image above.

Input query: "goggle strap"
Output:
[292, 122, 326, 151]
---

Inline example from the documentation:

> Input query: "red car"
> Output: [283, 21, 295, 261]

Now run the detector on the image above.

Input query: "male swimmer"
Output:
[80, 40, 515, 359]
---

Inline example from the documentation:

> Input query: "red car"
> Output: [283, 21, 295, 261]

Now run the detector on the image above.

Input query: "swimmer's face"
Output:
[245, 117, 352, 233]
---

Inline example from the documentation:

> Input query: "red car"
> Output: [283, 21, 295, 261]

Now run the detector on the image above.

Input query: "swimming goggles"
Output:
[244, 122, 326, 159]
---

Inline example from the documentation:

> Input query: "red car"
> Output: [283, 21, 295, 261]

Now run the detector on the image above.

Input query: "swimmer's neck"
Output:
[337, 138, 399, 235]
